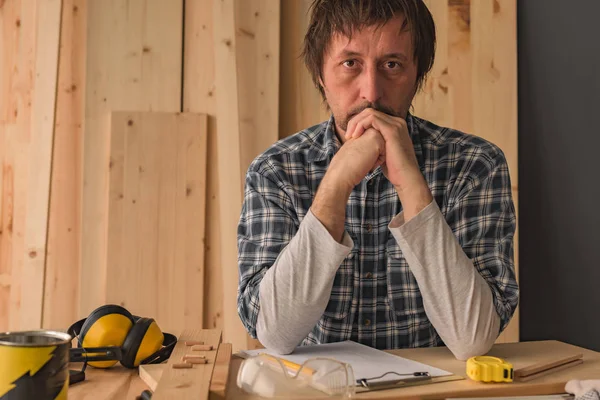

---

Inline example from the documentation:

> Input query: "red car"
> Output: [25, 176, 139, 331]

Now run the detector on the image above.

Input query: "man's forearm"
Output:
[310, 173, 352, 243]
[256, 209, 354, 354]
[389, 200, 500, 360]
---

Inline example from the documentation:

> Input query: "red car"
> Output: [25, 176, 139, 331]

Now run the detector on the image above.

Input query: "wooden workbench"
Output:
[68, 340, 600, 399]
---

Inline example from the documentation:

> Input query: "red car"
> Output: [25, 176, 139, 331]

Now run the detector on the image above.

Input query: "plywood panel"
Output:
[81, 0, 183, 319]
[106, 112, 207, 333]
[415, 0, 519, 342]
[0, 0, 61, 330]
[279, 0, 330, 139]
[43, 0, 86, 330]
[182, 0, 224, 334]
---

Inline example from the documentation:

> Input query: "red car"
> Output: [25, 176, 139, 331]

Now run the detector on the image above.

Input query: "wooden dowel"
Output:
[186, 358, 209, 365]
[185, 340, 204, 346]
[182, 355, 206, 361]
[191, 344, 213, 351]
[172, 363, 193, 369]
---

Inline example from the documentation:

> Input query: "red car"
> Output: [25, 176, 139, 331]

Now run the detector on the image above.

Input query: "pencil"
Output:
[259, 353, 315, 375]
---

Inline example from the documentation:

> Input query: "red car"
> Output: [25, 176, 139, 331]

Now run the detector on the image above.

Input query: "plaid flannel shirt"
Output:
[237, 114, 519, 349]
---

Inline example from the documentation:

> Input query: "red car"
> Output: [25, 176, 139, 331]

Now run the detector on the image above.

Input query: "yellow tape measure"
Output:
[466, 356, 514, 383]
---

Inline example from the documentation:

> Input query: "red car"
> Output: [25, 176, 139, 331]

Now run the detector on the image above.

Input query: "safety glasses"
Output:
[237, 354, 356, 398]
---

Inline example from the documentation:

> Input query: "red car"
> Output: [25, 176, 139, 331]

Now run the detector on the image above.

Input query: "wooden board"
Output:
[0, 0, 35, 332]
[235, 0, 281, 173]
[414, 0, 519, 343]
[67, 363, 149, 400]
[0, 0, 61, 330]
[279, 0, 330, 139]
[43, 0, 86, 330]
[105, 111, 207, 333]
[210, 343, 233, 398]
[21, 0, 62, 329]
[138, 342, 233, 397]
[81, 0, 183, 319]
[182, 0, 224, 334]
[152, 329, 222, 400]
[212, 0, 249, 353]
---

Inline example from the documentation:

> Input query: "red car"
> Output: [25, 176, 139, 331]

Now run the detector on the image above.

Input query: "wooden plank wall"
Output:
[279, 0, 330, 138]
[81, 0, 183, 319]
[0, 0, 62, 331]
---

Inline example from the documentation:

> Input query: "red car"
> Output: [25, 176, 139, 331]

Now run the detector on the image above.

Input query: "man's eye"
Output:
[385, 61, 400, 69]
[343, 60, 356, 68]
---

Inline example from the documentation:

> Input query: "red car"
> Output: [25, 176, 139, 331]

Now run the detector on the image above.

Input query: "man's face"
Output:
[320, 16, 418, 138]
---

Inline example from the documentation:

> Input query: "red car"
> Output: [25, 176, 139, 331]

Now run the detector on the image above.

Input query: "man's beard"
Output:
[338, 102, 403, 131]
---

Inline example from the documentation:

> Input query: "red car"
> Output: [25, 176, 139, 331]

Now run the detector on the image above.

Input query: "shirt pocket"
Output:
[322, 247, 356, 320]
[385, 238, 424, 316]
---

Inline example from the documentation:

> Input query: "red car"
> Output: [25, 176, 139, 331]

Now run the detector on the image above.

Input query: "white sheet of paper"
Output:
[240, 340, 453, 384]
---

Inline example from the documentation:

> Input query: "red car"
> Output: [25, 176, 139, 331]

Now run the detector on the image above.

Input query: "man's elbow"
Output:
[256, 326, 297, 355]
[449, 336, 496, 361]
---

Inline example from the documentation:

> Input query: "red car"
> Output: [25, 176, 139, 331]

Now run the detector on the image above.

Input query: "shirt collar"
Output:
[307, 113, 425, 175]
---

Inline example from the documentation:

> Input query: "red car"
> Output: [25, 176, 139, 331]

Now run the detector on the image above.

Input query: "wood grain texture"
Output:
[210, 342, 233, 398]
[106, 112, 207, 334]
[183, 0, 224, 334]
[81, 0, 183, 319]
[212, 0, 248, 353]
[21, 0, 62, 329]
[67, 363, 149, 400]
[279, 0, 330, 139]
[0, 0, 61, 330]
[235, 0, 281, 173]
[152, 329, 222, 400]
[415, 0, 519, 343]
[138, 342, 233, 397]
[0, 0, 34, 331]
[43, 0, 86, 330]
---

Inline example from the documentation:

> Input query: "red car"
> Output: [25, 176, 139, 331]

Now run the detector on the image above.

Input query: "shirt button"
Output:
[365, 272, 373, 279]
[364, 319, 371, 326]
[366, 223, 372, 233]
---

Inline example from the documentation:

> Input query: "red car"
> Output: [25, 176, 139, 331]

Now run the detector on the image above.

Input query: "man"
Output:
[237, 0, 518, 360]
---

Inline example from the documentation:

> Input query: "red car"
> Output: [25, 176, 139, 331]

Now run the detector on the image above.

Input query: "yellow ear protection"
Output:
[67, 304, 176, 371]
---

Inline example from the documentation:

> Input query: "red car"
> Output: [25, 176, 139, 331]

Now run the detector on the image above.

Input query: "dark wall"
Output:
[518, 1, 600, 350]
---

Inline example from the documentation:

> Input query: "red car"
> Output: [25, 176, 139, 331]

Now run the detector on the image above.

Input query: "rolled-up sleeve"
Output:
[237, 168, 298, 338]
[445, 151, 519, 332]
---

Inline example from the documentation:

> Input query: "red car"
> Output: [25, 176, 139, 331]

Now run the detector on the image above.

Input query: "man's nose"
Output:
[359, 67, 383, 104]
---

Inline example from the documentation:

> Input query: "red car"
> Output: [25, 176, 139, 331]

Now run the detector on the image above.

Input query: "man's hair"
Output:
[302, 0, 436, 99]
